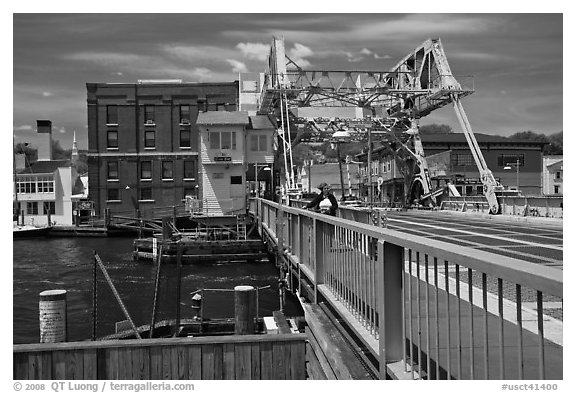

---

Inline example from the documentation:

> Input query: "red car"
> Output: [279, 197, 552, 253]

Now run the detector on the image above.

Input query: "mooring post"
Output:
[376, 239, 404, 378]
[92, 252, 97, 341]
[104, 208, 111, 227]
[234, 285, 256, 335]
[137, 209, 142, 238]
[39, 289, 67, 343]
[173, 241, 183, 337]
[162, 216, 172, 240]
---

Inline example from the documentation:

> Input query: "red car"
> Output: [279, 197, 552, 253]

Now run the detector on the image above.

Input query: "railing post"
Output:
[257, 199, 263, 236]
[292, 213, 300, 256]
[172, 205, 177, 229]
[377, 239, 404, 378]
[313, 217, 325, 303]
[276, 203, 284, 258]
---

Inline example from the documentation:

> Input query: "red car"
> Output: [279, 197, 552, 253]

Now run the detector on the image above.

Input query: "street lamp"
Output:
[504, 158, 520, 192]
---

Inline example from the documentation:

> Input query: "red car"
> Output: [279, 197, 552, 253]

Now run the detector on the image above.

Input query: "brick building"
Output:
[86, 81, 238, 216]
[357, 133, 548, 203]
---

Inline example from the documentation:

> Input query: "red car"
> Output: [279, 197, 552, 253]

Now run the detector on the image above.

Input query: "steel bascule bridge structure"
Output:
[256, 36, 503, 214]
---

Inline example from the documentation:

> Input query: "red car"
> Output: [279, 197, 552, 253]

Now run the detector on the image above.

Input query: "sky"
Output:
[12, 11, 563, 152]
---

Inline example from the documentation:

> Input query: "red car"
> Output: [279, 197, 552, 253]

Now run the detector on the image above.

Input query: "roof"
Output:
[546, 160, 563, 169]
[18, 160, 71, 174]
[248, 115, 275, 130]
[196, 111, 249, 125]
[305, 163, 359, 190]
[420, 133, 548, 145]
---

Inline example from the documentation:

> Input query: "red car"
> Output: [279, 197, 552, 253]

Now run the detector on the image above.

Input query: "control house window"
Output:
[144, 105, 155, 124]
[107, 162, 118, 180]
[231, 176, 243, 185]
[140, 161, 152, 180]
[106, 105, 118, 124]
[180, 129, 191, 148]
[107, 130, 118, 148]
[250, 135, 267, 152]
[145, 130, 155, 148]
[162, 161, 174, 180]
[209, 131, 236, 150]
[184, 160, 195, 180]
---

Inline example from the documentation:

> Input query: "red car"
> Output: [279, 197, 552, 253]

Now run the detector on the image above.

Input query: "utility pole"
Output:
[367, 127, 373, 209]
[515, 157, 520, 191]
[255, 163, 259, 197]
[337, 143, 345, 201]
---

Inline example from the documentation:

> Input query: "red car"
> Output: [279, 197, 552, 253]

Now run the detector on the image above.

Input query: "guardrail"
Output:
[249, 198, 563, 380]
[441, 196, 563, 218]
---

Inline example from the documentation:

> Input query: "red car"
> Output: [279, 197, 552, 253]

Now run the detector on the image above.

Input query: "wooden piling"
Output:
[39, 290, 67, 343]
[234, 286, 256, 335]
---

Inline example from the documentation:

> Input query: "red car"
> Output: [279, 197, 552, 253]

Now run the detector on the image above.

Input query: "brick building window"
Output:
[184, 160, 195, 180]
[107, 188, 120, 201]
[107, 130, 118, 148]
[106, 105, 118, 124]
[162, 161, 174, 180]
[107, 162, 118, 180]
[180, 129, 191, 148]
[139, 188, 153, 201]
[140, 161, 152, 180]
[180, 105, 190, 124]
[144, 105, 155, 124]
[498, 154, 524, 167]
[452, 153, 474, 166]
[184, 187, 197, 199]
[145, 130, 155, 148]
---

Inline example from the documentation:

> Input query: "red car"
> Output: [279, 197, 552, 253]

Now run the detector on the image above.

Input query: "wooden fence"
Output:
[14, 334, 306, 380]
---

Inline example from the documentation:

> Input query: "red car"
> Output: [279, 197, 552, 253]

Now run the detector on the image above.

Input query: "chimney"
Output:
[36, 120, 53, 161]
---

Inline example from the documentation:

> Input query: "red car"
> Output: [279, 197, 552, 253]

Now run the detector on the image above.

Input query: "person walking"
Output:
[306, 182, 338, 216]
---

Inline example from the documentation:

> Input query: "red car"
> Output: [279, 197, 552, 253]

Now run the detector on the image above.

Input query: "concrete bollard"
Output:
[234, 285, 256, 335]
[39, 289, 67, 343]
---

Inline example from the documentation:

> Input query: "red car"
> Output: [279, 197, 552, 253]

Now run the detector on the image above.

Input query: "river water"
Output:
[13, 236, 298, 344]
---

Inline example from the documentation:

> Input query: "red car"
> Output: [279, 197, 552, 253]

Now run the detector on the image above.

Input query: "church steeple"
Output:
[71, 131, 79, 162]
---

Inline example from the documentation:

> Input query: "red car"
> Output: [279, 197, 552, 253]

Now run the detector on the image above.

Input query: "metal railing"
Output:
[249, 198, 562, 380]
[441, 196, 563, 218]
